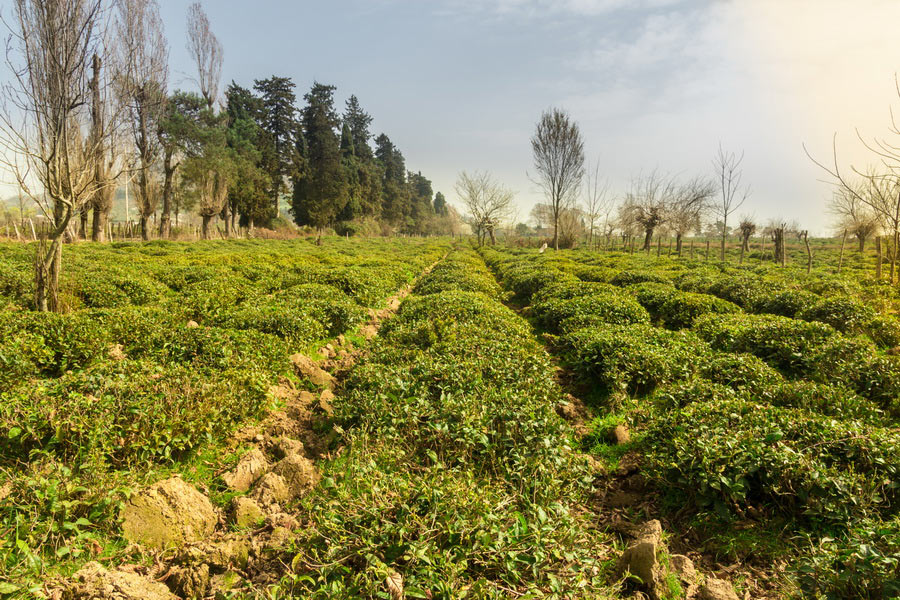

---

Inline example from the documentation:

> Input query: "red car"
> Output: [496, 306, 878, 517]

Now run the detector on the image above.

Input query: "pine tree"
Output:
[225, 82, 270, 229]
[254, 76, 298, 215]
[291, 82, 348, 241]
[344, 95, 373, 160]
[434, 191, 448, 216]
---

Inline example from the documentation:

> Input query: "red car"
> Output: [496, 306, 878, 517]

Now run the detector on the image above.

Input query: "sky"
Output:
[6, 0, 900, 234]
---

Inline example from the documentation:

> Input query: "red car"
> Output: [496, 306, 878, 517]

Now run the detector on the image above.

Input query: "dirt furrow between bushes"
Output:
[54, 258, 445, 600]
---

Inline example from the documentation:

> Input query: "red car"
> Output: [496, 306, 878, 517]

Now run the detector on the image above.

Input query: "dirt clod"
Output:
[121, 477, 216, 549]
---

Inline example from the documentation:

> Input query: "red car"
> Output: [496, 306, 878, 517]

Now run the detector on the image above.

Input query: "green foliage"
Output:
[645, 397, 899, 526]
[561, 324, 710, 395]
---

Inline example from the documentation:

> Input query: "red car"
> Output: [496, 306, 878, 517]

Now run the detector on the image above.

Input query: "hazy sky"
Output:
[8, 0, 900, 234]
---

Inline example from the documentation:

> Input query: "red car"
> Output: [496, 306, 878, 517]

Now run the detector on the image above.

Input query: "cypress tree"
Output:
[254, 76, 298, 215]
[291, 82, 348, 241]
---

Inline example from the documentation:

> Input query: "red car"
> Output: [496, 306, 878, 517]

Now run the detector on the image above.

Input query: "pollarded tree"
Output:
[829, 185, 879, 252]
[530, 108, 585, 250]
[0, 0, 119, 311]
[619, 171, 674, 251]
[456, 170, 514, 246]
[114, 0, 169, 241]
[738, 217, 756, 263]
[668, 176, 715, 255]
[291, 82, 348, 242]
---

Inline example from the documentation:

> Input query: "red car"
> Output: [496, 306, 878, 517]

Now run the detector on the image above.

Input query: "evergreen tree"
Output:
[375, 133, 409, 226]
[291, 82, 348, 241]
[434, 191, 448, 216]
[340, 122, 355, 158]
[343, 95, 373, 160]
[254, 76, 298, 215]
[225, 82, 270, 228]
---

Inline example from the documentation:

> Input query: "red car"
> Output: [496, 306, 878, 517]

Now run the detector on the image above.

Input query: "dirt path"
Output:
[56, 258, 444, 600]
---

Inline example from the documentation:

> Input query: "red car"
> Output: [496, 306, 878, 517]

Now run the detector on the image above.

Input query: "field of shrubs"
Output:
[1, 237, 898, 599]
[0, 238, 446, 595]
[481, 245, 900, 598]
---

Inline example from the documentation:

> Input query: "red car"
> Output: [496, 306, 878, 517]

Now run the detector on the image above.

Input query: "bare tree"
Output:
[185, 1, 227, 239]
[455, 170, 514, 246]
[713, 144, 751, 262]
[829, 184, 880, 252]
[0, 0, 118, 310]
[186, 2, 222, 109]
[530, 108, 584, 250]
[114, 0, 168, 240]
[807, 137, 900, 282]
[619, 171, 673, 251]
[668, 176, 715, 256]
[583, 160, 612, 250]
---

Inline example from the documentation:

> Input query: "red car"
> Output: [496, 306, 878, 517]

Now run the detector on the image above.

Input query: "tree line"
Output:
[0, 0, 455, 312]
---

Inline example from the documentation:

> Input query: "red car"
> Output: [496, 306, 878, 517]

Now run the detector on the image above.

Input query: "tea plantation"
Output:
[0, 238, 898, 599]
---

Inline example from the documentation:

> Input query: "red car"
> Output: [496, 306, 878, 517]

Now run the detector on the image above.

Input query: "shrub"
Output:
[532, 293, 650, 333]
[645, 398, 900, 526]
[699, 352, 784, 393]
[694, 313, 837, 375]
[799, 297, 876, 335]
[610, 270, 670, 287]
[0, 360, 271, 466]
[561, 324, 710, 395]
[756, 289, 819, 318]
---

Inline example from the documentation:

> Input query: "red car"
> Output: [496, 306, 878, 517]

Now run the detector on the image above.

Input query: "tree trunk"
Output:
[643, 227, 653, 251]
[79, 208, 88, 239]
[705, 240, 710, 261]
[857, 234, 866, 253]
[656, 236, 662, 257]
[223, 202, 231, 238]
[91, 205, 107, 242]
[201, 215, 212, 240]
[676, 233, 683, 256]
[803, 232, 812, 274]
[838, 230, 847, 273]
[553, 214, 559, 251]
[876, 236, 883, 280]
[140, 214, 150, 241]
[159, 150, 175, 238]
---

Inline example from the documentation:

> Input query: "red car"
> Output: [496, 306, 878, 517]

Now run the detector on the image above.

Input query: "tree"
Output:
[829, 185, 879, 252]
[455, 170, 513, 246]
[114, 0, 168, 240]
[0, 0, 116, 311]
[583, 161, 612, 250]
[530, 108, 585, 250]
[433, 191, 448, 216]
[158, 91, 206, 236]
[668, 177, 715, 255]
[225, 84, 270, 231]
[185, 1, 227, 237]
[254, 76, 297, 215]
[291, 82, 348, 241]
[375, 133, 408, 227]
[180, 104, 230, 238]
[343, 95, 374, 160]
[619, 172, 673, 251]
[738, 217, 757, 263]
[186, 2, 222, 109]
[713, 144, 750, 262]
[88, 53, 120, 243]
